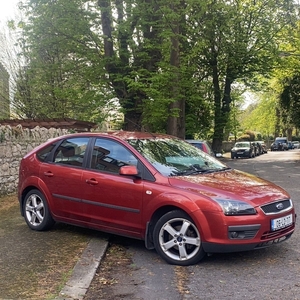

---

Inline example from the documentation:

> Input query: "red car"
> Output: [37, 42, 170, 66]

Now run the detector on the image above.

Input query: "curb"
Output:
[55, 237, 108, 300]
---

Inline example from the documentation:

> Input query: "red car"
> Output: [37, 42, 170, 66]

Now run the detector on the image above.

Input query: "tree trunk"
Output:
[123, 110, 143, 131]
[212, 70, 233, 153]
[167, 5, 185, 139]
[211, 55, 223, 153]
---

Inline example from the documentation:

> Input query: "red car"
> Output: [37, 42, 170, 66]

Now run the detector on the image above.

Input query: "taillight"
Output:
[202, 144, 208, 153]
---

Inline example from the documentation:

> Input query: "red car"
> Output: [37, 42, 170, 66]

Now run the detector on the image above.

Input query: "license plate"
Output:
[271, 214, 293, 231]
[237, 152, 243, 155]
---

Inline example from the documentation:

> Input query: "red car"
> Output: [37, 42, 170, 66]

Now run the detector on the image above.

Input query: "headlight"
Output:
[214, 199, 256, 215]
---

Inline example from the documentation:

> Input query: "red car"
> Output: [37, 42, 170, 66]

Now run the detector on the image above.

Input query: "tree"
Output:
[185, 0, 297, 151]
[280, 72, 300, 129]
[14, 0, 298, 145]
[274, 22, 300, 136]
[0, 17, 24, 119]
[14, 0, 112, 122]
[240, 91, 277, 139]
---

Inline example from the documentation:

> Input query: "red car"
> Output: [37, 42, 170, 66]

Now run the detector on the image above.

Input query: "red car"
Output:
[18, 131, 296, 265]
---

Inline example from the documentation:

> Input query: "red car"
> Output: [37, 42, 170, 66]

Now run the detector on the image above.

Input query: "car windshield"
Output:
[235, 142, 249, 148]
[127, 138, 228, 176]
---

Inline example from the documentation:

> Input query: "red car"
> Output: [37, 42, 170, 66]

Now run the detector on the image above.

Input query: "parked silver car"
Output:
[292, 141, 300, 149]
[231, 141, 255, 159]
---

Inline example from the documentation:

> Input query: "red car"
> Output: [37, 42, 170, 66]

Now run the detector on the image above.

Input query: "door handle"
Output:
[44, 171, 54, 177]
[86, 178, 98, 185]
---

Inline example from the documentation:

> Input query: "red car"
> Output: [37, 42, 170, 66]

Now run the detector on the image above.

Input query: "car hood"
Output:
[168, 169, 289, 206]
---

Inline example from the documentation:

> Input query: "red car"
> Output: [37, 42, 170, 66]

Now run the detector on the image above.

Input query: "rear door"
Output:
[39, 137, 90, 220]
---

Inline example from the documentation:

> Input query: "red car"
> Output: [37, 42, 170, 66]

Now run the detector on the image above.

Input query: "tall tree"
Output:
[15, 0, 112, 122]
[240, 91, 277, 139]
[14, 0, 298, 144]
[186, 0, 297, 151]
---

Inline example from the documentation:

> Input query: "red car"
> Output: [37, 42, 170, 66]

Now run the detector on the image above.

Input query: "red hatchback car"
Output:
[18, 131, 296, 265]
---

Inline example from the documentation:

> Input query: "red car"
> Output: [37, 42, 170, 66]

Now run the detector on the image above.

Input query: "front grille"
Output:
[255, 234, 293, 249]
[260, 199, 292, 215]
[254, 224, 295, 249]
[261, 223, 295, 240]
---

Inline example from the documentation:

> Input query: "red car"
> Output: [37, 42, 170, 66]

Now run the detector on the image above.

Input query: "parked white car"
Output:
[292, 141, 300, 149]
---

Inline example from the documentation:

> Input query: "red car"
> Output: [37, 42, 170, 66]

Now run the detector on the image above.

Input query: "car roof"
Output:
[185, 140, 207, 143]
[47, 131, 177, 143]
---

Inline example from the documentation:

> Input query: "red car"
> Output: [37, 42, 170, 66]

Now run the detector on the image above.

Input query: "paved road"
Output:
[84, 149, 300, 300]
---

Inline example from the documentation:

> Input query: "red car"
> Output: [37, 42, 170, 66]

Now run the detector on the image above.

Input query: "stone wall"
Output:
[0, 125, 70, 196]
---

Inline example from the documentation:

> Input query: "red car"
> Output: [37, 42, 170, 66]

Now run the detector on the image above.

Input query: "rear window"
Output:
[191, 143, 204, 151]
[275, 138, 287, 143]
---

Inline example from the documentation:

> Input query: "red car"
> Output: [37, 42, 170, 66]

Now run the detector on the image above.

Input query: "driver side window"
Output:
[90, 138, 137, 174]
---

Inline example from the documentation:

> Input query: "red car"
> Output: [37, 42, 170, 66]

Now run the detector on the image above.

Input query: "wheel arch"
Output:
[145, 205, 196, 250]
[19, 177, 53, 217]
[19, 185, 36, 216]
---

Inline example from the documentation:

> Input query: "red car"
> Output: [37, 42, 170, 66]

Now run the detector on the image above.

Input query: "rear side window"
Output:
[37, 144, 56, 162]
[54, 137, 89, 167]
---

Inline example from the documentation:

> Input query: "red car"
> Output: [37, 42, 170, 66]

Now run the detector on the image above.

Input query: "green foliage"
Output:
[280, 72, 300, 129]
[239, 89, 277, 138]
[0, 131, 5, 143]
[13, 0, 109, 123]
[10, 0, 299, 142]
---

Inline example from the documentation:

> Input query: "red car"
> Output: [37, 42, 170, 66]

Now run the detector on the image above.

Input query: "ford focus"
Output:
[18, 131, 296, 265]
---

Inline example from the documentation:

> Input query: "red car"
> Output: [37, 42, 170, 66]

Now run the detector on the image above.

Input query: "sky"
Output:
[0, 0, 20, 25]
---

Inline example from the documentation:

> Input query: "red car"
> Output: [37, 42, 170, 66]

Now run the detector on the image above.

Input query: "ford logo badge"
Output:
[276, 203, 284, 210]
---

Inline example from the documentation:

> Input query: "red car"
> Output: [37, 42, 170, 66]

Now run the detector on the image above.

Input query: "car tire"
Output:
[231, 154, 235, 159]
[153, 210, 205, 266]
[23, 189, 55, 231]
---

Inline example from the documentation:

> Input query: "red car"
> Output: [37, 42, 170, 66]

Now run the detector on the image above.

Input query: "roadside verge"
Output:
[56, 237, 108, 300]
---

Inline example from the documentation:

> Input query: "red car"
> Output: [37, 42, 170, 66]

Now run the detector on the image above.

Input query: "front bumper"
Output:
[202, 223, 295, 253]
[192, 202, 296, 254]
[232, 151, 250, 157]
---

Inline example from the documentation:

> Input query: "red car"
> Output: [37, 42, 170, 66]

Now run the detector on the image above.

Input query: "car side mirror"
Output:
[119, 165, 140, 177]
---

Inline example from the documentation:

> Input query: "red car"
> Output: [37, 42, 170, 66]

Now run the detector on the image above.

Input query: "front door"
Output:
[81, 138, 144, 237]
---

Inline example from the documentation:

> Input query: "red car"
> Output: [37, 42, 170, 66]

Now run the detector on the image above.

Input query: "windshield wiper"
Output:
[173, 168, 216, 176]
[216, 167, 231, 172]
